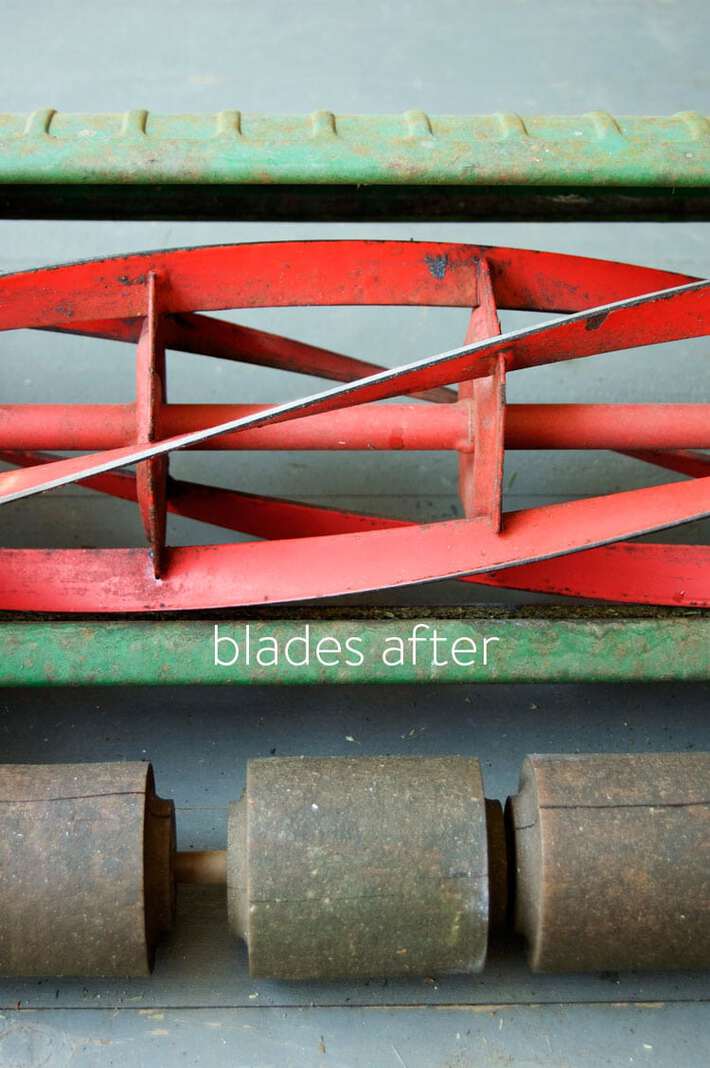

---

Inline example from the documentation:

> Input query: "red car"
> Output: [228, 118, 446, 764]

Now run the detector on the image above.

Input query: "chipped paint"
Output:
[0, 111, 708, 219]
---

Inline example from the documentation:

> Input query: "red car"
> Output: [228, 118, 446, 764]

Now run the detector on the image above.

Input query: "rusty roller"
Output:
[0, 756, 503, 980]
[1, 753, 707, 979]
[0, 762, 175, 977]
[226, 756, 505, 979]
[509, 752, 710, 973]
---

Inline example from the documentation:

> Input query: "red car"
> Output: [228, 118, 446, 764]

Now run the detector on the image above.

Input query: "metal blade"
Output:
[1, 280, 707, 507]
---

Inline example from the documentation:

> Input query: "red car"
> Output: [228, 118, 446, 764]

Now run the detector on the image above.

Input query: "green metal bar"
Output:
[0, 111, 708, 220]
[2, 110, 708, 185]
[1, 609, 708, 685]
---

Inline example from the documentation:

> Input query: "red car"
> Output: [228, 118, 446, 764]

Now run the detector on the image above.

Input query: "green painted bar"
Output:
[1, 609, 708, 686]
[1, 111, 708, 185]
[0, 111, 708, 219]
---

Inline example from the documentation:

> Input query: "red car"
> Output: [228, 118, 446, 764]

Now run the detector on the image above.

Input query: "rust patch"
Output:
[118, 273, 148, 287]
[424, 253, 450, 280]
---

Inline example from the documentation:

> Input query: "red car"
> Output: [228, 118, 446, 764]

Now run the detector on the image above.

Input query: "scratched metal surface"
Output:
[0, 0, 709, 1064]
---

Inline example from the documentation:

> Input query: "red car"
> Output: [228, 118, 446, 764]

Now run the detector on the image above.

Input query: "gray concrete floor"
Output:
[1, 0, 709, 1064]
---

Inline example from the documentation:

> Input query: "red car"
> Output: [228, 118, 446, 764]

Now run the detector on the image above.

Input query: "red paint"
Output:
[2, 476, 710, 610]
[49, 312, 455, 405]
[3, 449, 708, 607]
[3, 403, 710, 452]
[134, 273, 168, 578]
[0, 240, 707, 612]
[458, 259, 506, 529]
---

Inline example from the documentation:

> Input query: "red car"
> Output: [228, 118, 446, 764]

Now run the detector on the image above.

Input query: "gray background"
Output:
[1, 0, 709, 1064]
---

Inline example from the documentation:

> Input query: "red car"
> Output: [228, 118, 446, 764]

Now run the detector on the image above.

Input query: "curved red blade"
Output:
[0, 241, 695, 330]
[1, 280, 707, 507]
[2, 473, 710, 611]
[2, 449, 709, 608]
[47, 313, 455, 404]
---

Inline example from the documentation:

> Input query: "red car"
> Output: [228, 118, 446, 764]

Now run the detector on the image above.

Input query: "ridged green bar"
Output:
[1, 609, 708, 685]
[1, 110, 709, 185]
[1, 111, 708, 219]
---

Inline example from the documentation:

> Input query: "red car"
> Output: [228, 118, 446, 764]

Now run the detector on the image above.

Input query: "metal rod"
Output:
[174, 850, 227, 885]
[3, 403, 710, 451]
[2, 610, 709, 686]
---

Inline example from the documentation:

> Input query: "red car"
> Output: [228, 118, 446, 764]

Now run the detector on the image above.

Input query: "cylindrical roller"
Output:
[510, 752, 710, 972]
[227, 755, 503, 980]
[0, 762, 175, 977]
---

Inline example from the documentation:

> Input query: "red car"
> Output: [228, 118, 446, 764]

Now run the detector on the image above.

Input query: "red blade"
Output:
[47, 313, 455, 404]
[0, 449, 395, 537]
[2, 449, 708, 607]
[1, 280, 707, 506]
[618, 449, 710, 478]
[0, 241, 694, 331]
[2, 471, 710, 610]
